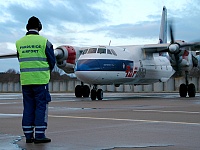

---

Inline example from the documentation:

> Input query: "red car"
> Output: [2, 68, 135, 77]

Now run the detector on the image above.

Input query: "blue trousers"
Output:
[22, 84, 51, 139]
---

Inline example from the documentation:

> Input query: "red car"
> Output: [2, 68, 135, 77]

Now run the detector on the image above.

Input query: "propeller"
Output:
[168, 20, 181, 72]
[168, 20, 180, 53]
[168, 20, 200, 73]
[169, 21, 200, 52]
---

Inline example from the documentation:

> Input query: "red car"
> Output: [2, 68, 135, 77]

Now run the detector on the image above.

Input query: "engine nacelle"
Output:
[54, 45, 76, 73]
[168, 40, 191, 69]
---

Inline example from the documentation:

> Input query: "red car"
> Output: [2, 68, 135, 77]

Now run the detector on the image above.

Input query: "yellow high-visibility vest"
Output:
[16, 34, 50, 85]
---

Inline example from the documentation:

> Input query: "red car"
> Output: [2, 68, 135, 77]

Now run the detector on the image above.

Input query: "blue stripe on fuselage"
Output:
[75, 59, 133, 71]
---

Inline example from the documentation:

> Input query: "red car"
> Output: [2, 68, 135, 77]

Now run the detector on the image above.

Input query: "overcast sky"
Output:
[0, 0, 200, 72]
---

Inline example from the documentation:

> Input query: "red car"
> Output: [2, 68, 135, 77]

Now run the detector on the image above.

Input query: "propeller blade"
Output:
[169, 22, 174, 44]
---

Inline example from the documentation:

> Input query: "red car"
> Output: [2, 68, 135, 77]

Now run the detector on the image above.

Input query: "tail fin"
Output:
[158, 6, 167, 44]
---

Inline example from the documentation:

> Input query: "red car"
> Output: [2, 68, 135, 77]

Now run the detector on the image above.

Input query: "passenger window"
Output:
[97, 48, 106, 54]
[107, 49, 112, 54]
[111, 49, 117, 56]
[88, 48, 97, 53]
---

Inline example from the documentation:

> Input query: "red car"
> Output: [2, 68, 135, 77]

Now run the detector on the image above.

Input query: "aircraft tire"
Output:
[179, 83, 187, 97]
[82, 85, 90, 97]
[91, 89, 97, 100]
[97, 89, 103, 100]
[75, 85, 82, 97]
[188, 83, 196, 97]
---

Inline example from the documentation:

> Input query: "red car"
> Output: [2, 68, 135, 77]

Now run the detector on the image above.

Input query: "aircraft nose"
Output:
[75, 59, 101, 71]
[75, 59, 101, 83]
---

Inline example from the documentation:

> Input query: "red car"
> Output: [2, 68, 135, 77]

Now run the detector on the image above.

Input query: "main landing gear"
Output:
[179, 71, 196, 97]
[75, 82, 90, 98]
[75, 83, 103, 100]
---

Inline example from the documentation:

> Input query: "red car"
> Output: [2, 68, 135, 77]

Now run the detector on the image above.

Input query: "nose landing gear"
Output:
[91, 85, 103, 100]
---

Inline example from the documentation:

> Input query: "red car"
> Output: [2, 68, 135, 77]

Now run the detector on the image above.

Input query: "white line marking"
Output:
[0, 102, 21, 105]
[132, 109, 200, 114]
[0, 113, 22, 117]
[49, 115, 200, 126]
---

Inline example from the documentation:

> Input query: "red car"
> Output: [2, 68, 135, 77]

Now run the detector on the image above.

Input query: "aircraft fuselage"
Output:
[75, 45, 175, 85]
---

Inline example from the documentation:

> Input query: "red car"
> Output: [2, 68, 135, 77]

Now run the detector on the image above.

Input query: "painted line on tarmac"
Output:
[132, 109, 200, 114]
[0, 113, 22, 118]
[49, 115, 200, 126]
[0, 102, 21, 105]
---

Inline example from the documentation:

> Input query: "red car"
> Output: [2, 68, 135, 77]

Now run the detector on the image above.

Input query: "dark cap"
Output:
[26, 16, 42, 31]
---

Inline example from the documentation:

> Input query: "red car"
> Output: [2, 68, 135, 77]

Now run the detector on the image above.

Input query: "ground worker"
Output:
[16, 16, 56, 143]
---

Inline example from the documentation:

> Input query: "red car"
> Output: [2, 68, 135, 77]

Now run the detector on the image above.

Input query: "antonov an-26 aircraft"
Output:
[0, 6, 200, 100]
[74, 6, 200, 100]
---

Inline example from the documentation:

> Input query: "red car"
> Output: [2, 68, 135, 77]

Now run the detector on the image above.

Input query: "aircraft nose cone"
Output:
[75, 59, 101, 83]
[75, 59, 101, 71]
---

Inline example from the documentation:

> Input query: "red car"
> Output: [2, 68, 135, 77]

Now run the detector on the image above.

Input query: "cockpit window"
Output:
[82, 49, 88, 54]
[107, 49, 112, 55]
[111, 49, 117, 56]
[82, 47, 117, 56]
[97, 48, 106, 54]
[88, 48, 97, 53]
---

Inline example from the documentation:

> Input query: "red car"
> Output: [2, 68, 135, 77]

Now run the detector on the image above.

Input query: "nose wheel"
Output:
[179, 71, 196, 97]
[91, 85, 103, 100]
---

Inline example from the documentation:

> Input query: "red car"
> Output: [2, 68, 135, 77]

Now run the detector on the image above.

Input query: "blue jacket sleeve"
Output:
[45, 40, 56, 72]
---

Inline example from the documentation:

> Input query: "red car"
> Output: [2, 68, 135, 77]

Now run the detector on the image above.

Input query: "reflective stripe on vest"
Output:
[20, 67, 49, 72]
[19, 57, 47, 62]
[16, 34, 50, 85]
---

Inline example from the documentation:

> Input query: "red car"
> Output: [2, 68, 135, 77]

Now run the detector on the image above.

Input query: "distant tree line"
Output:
[0, 69, 20, 83]
[0, 69, 72, 83]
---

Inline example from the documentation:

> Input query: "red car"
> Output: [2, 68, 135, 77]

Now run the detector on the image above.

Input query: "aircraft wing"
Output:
[142, 43, 169, 52]
[180, 42, 200, 51]
[142, 42, 200, 53]
[0, 52, 17, 58]
[0, 45, 82, 74]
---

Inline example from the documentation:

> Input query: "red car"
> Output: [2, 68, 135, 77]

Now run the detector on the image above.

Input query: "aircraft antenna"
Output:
[109, 40, 111, 46]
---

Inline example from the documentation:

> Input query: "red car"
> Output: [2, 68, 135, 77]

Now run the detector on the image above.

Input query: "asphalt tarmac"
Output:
[0, 92, 200, 150]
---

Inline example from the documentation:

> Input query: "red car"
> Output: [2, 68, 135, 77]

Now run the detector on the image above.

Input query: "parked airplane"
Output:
[74, 6, 200, 100]
[0, 6, 200, 100]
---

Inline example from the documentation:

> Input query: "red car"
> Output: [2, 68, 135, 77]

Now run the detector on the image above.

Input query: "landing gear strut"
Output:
[179, 71, 196, 97]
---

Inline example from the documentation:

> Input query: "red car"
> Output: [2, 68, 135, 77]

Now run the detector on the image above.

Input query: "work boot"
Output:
[34, 137, 51, 144]
[26, 138, 34, 143]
